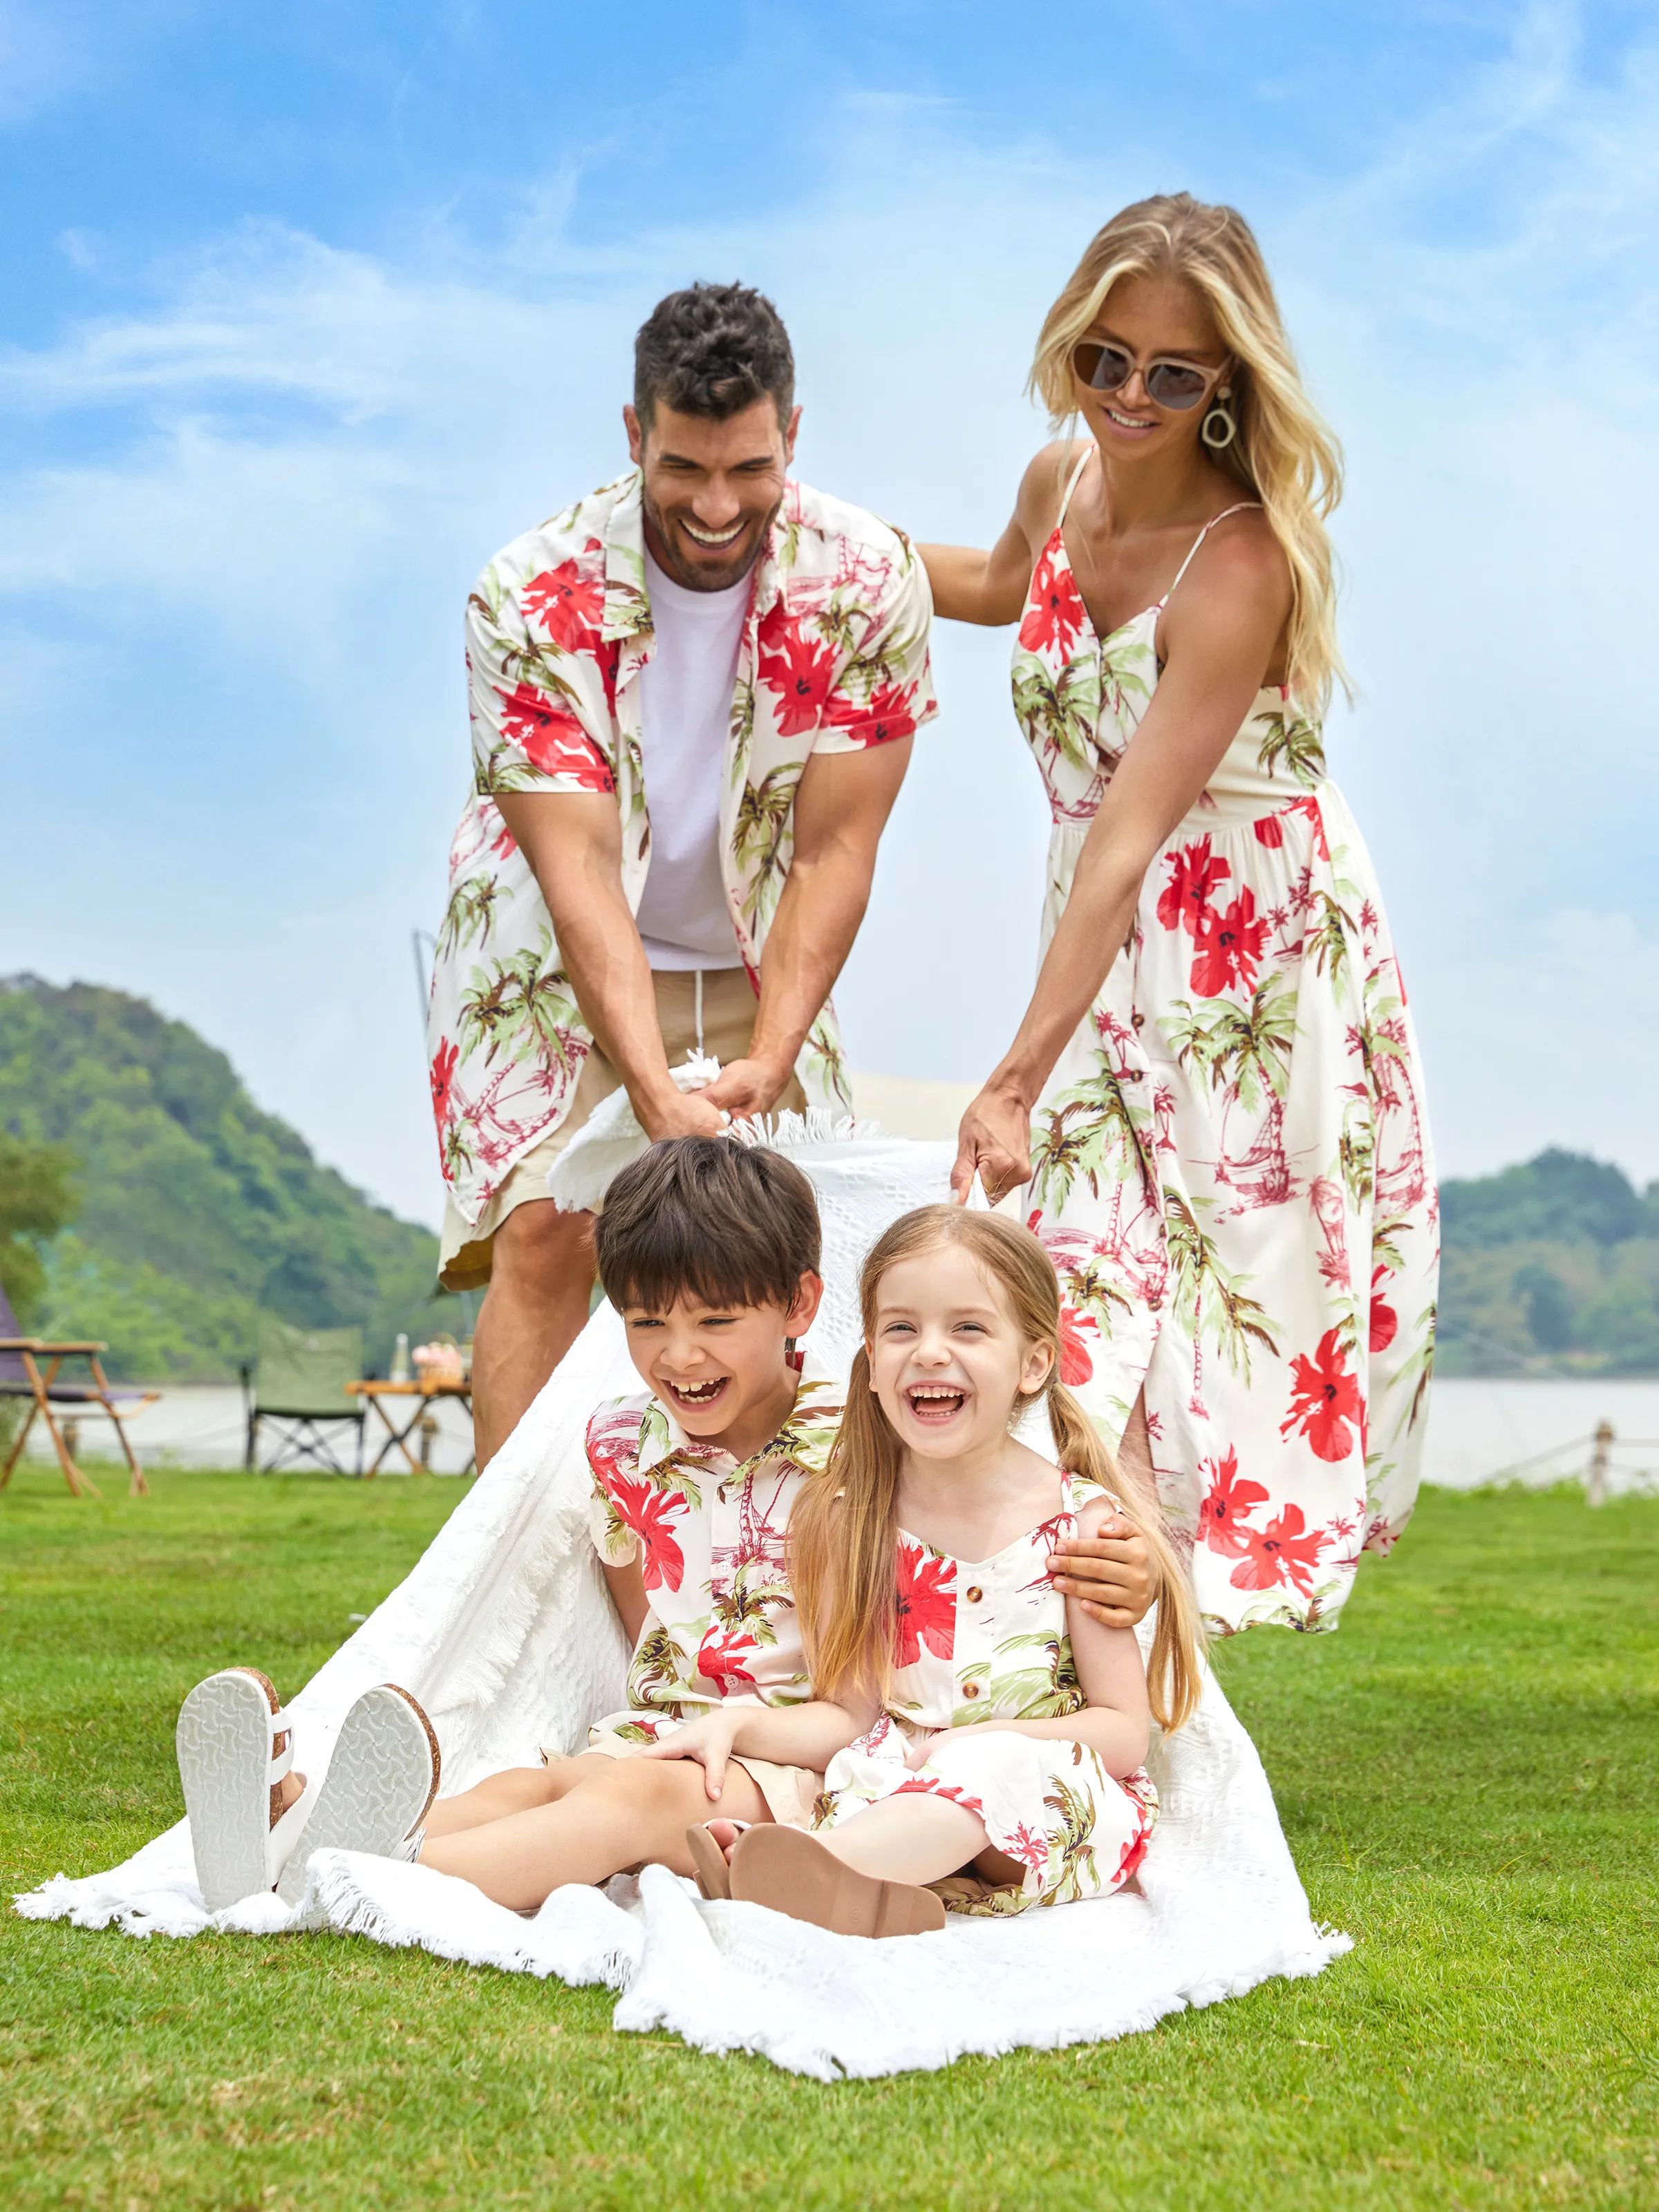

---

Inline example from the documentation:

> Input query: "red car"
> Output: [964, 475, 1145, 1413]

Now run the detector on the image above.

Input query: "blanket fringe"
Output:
[729, 1108, 879, 1150]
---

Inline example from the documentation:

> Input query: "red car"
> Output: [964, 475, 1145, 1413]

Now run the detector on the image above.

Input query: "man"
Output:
[428, 283, 934, 1465]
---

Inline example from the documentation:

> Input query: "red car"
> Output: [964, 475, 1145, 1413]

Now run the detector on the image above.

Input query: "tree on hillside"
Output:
[0, 1133, 77, 1325]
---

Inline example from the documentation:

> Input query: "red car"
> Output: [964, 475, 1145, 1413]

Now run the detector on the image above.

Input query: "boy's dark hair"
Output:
[633, 283, 795, 433]
[595, 1137, 821, 1313]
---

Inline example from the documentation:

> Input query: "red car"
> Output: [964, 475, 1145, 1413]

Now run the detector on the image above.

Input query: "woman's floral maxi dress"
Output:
[1015, 450, 1437, 1635]
[812, 1474, 1158, 1918]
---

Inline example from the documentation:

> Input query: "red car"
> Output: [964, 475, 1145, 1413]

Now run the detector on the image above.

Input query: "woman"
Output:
[924, 193, 1436, 1635]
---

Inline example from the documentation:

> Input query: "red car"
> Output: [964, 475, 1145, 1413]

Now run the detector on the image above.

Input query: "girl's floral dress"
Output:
[812, 1473, 1158, 1918]
[1013, 447, 1438, 1635]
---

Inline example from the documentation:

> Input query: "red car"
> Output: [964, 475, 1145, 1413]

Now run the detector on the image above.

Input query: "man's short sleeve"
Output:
[815, 532, 938, 754]
[467, 557, 620, 800]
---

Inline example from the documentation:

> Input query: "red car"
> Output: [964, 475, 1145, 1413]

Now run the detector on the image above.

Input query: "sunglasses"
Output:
[1070, 340, 1223, 411]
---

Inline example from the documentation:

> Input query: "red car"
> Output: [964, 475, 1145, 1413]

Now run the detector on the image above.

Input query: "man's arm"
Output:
[702, 737, 912, 1121]
[494, 789, 726, 1144]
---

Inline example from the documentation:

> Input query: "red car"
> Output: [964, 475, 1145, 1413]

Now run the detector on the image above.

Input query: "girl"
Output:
[677, 1205, 1203, 1938]
[922, 193, 1436, 1635]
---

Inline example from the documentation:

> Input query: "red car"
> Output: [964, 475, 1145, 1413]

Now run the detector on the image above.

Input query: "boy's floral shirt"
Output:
[428, 469, 937, 1225]
[584, 1348, 843, 1736]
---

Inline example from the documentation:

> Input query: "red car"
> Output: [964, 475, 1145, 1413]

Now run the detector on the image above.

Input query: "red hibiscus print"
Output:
[428, 1038, 458, 1125]
[893, 1539, 956, 1667]
[758, 609, 837, 735]
[1018, 541, 1087, 658]
[1197, 1448, 1268, 1559]
[1004, 1821, 1050, 1873]
[1113, 1821, 1151, 1886]
[1058, 1304, 1098, 1385]
[695, 1627, 761, 1694]
[1190, 888, 1269, 997]
[1280, 1327, 1364, 1463]
[1257, 795, 1329, 858]
[522, 552, 604, 650]
[1156, 837, 1230, 937]
[604, 1474, 687, 1593]
[497, 683, 615, 791]
[1230, 1501, 1327, 1597]
[1369, 1266, 1398, 1354]
[828, 679, 918, 747]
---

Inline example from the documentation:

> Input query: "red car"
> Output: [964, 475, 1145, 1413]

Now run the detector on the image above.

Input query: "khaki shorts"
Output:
[558, 1725, 821, 1832]
[438, 967, 807, 1293]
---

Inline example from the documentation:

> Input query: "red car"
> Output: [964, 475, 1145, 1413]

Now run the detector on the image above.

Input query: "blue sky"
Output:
[3, 1, 1657, 1227]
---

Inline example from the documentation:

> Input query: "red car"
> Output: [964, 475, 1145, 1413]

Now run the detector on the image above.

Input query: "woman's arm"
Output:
[953, 521, 1293, 1201]
[919, 442, 1076, 625]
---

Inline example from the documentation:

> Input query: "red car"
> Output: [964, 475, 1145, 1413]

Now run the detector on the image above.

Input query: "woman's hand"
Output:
[1049, 1514, 1154, 1628]
[639, 1711, 742, 1801]
[950, 1080, 1033, 1206]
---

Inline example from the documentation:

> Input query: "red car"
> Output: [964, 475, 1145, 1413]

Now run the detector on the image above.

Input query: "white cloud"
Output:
[2, 20, 1658, 1220]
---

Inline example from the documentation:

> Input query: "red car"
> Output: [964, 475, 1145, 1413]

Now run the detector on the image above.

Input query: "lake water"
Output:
[28, 1375, 1659, 1495]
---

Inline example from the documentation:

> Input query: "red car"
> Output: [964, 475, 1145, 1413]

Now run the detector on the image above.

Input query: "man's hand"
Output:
[950, 1080, 1033, 1206]
[637, 1087, 730, 1144]
[700, 1054, 794, 1125]
[1049, 1513, 1154, 1629]
[639, 1710, 742, 1800]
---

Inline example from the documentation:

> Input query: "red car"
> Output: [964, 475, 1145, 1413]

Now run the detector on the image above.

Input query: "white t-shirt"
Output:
[635, 550, 749, 971]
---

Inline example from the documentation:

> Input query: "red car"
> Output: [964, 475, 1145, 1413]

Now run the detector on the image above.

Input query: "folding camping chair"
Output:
[241, 1317, 366, 1474]
[0, 1279, 161, 1498]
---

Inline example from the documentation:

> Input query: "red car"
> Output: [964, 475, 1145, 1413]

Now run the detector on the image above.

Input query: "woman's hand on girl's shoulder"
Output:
[1049, 1495, 1154, 1628]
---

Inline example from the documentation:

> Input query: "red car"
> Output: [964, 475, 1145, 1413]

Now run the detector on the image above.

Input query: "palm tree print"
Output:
[456, 937, 583, 1074]
[1163, 1190, 1281, 1385]
[1257, 709, 1326, 788]
[437, 874, 503, 959]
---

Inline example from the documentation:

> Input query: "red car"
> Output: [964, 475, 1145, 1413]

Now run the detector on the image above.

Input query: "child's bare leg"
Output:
[816, 1795, 991, 1887]
[419, 1754, 770, 1911]
[423, 1755, 614, 1839]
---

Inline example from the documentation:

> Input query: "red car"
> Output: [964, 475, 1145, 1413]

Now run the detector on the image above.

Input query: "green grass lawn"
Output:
[2, 1466, 1656, 2211]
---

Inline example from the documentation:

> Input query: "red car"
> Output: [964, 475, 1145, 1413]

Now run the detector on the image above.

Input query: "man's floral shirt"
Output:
[427, 469, 936, 1224]
[584, 1349, 843, 1735]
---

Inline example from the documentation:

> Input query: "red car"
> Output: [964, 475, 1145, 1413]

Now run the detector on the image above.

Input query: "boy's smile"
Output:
[621, 1273, 823, 1462]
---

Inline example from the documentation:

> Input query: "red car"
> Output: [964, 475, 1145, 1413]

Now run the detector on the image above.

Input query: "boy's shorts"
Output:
[437, 967, 807, 1293]
[559, 1725, 821, 1833]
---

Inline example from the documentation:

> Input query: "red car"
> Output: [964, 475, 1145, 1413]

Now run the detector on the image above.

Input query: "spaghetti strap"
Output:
[1160, 500, 1262, 606]
[1056, 442, 1096, 527]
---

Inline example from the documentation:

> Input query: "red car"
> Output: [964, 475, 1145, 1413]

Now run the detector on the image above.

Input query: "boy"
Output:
[417, 1138, 864, 1909]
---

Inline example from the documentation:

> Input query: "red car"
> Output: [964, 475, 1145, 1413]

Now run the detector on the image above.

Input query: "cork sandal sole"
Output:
[276, 1685, 440, 1906]
[728, 1825, 946, 1938]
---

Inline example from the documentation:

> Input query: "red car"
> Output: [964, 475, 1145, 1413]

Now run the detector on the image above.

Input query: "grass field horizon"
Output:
[3, 1468, 1656, 2209]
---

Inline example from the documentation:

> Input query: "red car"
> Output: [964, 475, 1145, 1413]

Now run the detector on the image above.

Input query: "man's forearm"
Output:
[749, 840, 875, 1073]
[494, 791, 679, 1123]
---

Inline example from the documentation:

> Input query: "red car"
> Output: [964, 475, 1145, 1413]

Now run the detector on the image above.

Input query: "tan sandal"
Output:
[727, 1825, 945, 1938]
[685, 1819, 749, 1901]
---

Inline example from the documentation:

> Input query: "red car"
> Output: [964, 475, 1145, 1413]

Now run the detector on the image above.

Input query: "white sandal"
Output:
[274, 1684, 440, 1906]
[176, 1668, 310, 1912]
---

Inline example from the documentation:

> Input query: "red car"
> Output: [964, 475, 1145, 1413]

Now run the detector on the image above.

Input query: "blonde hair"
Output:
[789, 1206, 1204, 1730]
[1030, 191, 1348, 710]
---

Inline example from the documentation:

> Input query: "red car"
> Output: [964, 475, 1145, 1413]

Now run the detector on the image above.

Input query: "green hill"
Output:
[0, 975, 467, 1381]
[1438, 1147, 1659, 1376]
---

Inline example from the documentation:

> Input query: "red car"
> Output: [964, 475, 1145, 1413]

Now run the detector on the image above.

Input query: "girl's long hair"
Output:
[1029, 191, 1348, 711]
[789, 1207, 1204, 1730]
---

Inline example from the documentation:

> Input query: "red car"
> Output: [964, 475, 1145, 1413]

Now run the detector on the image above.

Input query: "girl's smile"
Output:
[870, 1243, 1053, 1468]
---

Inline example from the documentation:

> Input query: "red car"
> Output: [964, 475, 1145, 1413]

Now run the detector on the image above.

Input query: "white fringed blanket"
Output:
[16, 1130, 1349, 2079]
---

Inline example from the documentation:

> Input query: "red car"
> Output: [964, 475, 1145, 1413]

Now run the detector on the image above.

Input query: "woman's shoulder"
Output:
[1013, 438, 1091, 537]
